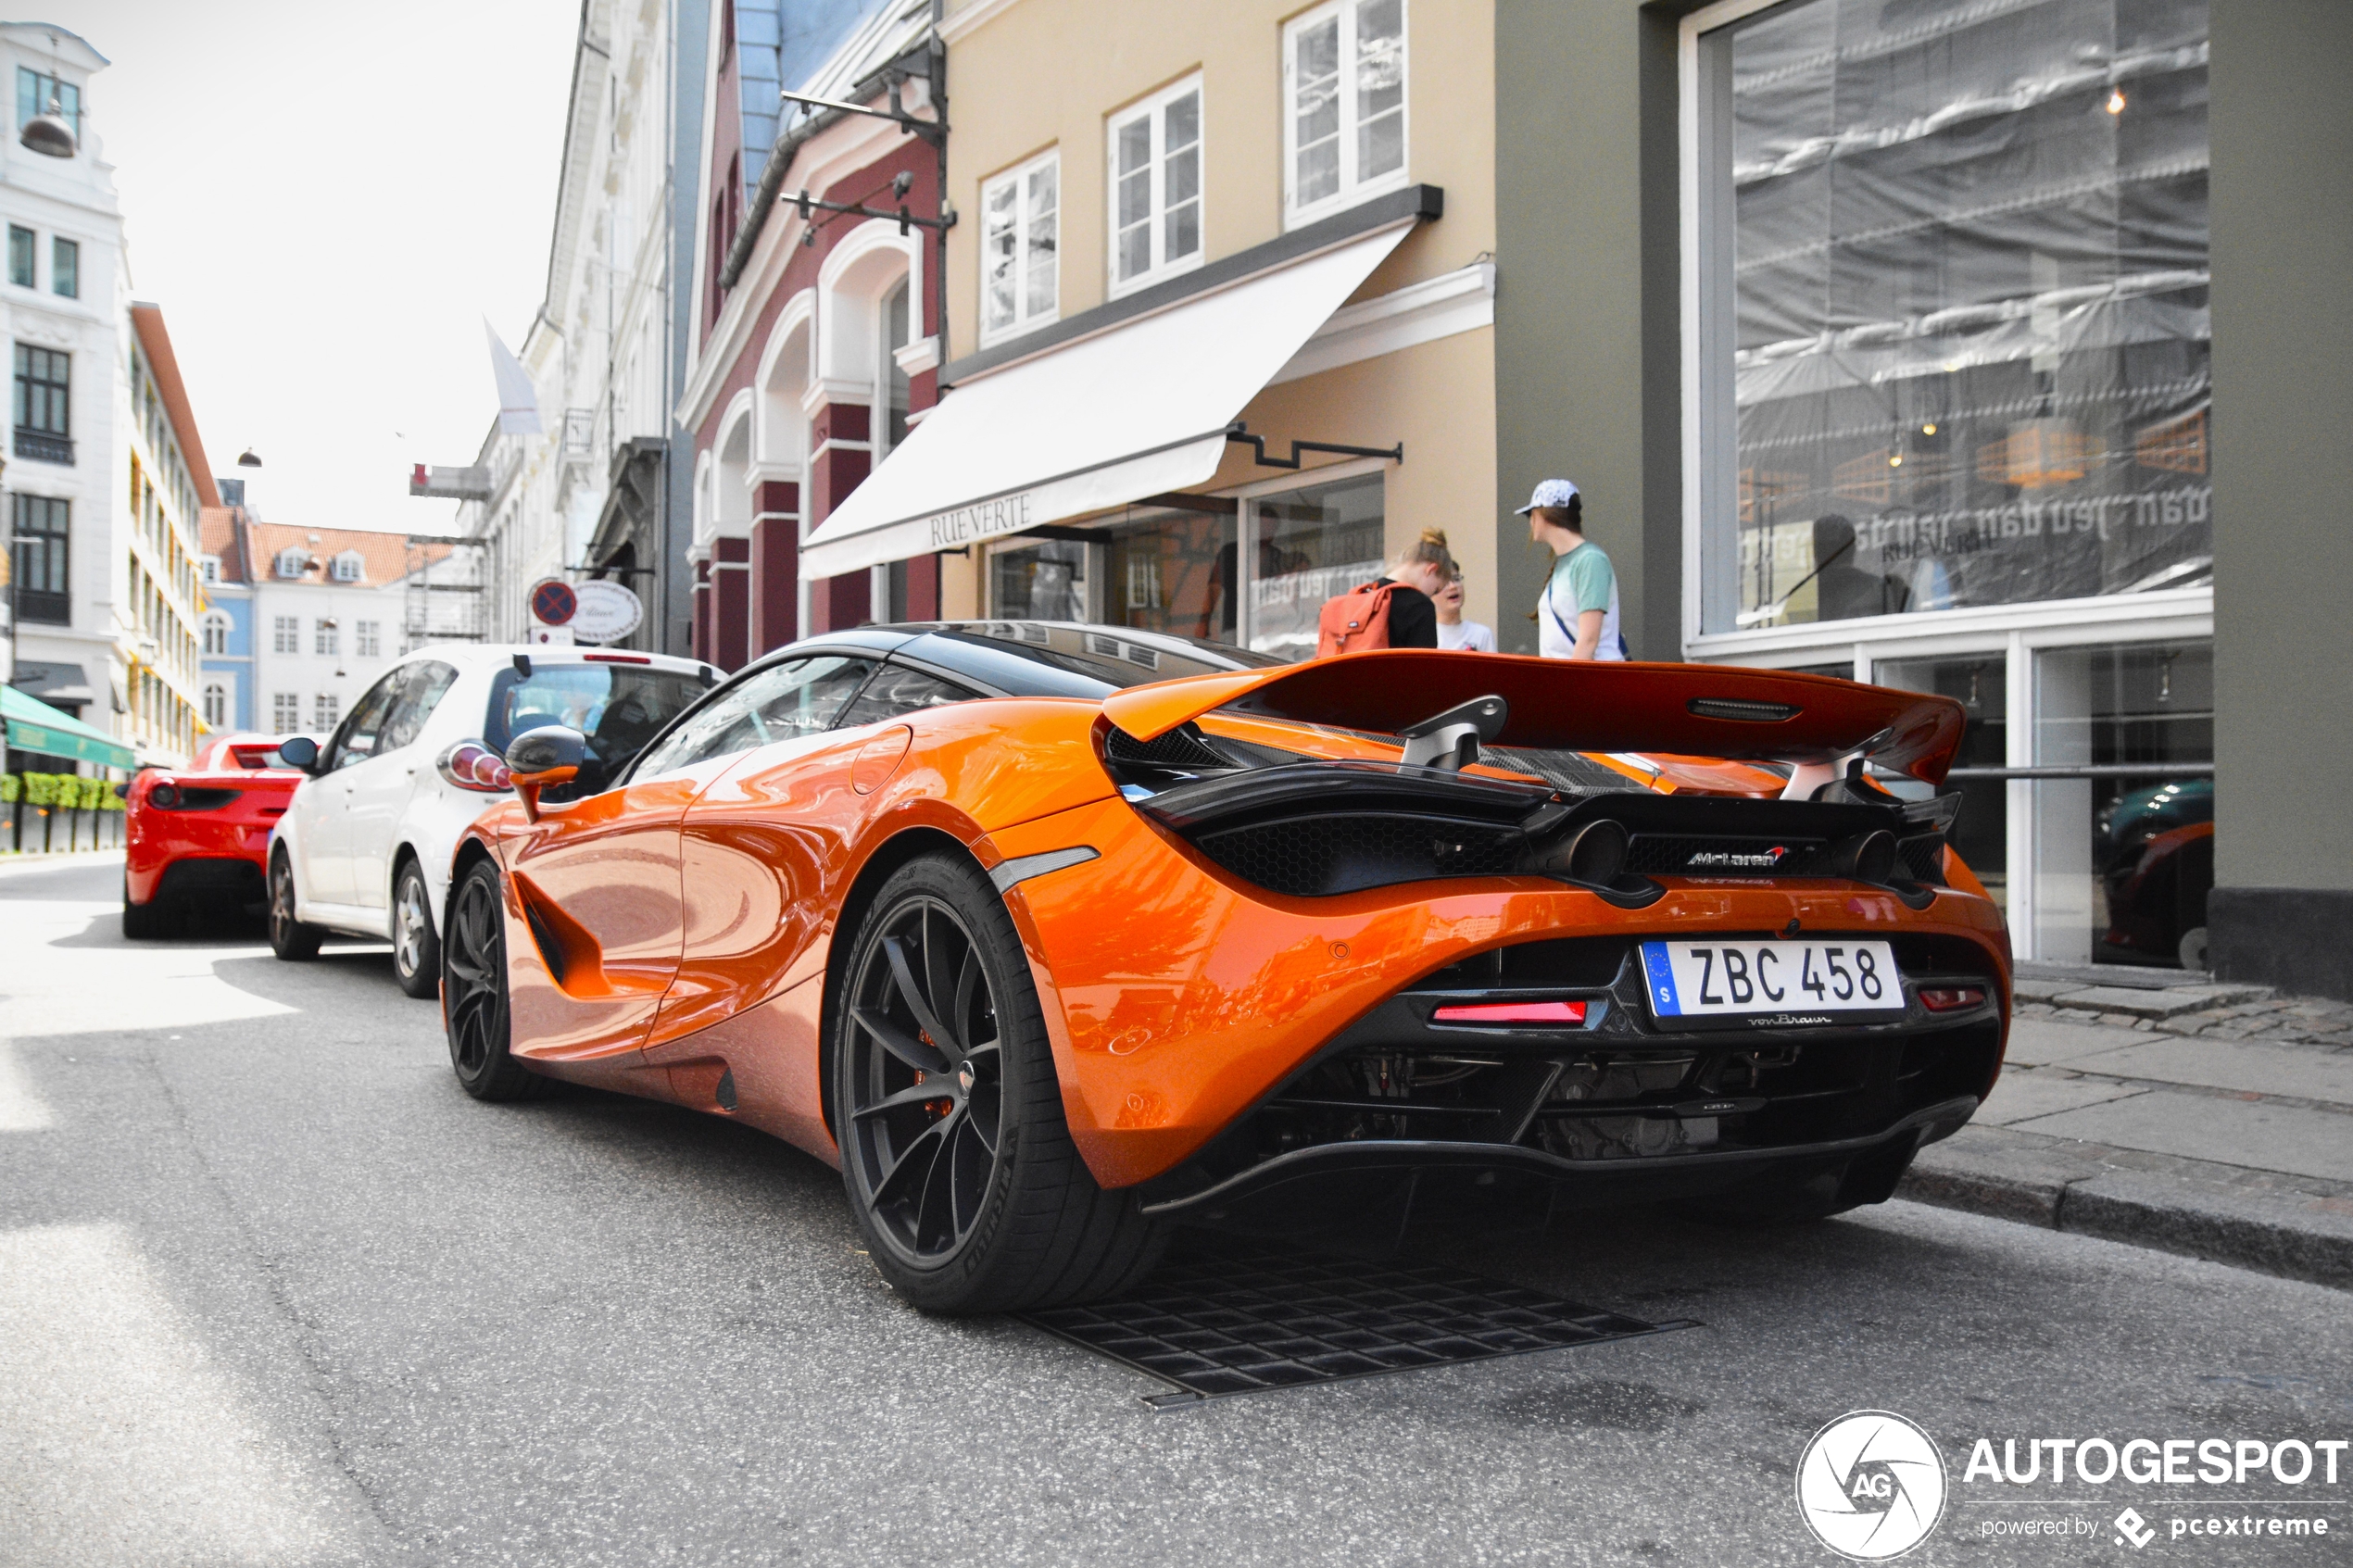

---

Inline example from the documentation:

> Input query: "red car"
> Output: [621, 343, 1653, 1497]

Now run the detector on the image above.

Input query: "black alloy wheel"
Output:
[267, 850, 323, 960]
[442, 859, 547, 1101]
[836, 854, 1163, 1314]
[391, 859, 443, 999]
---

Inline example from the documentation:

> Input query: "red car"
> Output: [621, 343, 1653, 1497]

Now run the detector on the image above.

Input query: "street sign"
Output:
[525, 624, 576, 646]
[529, 578, 577, 626]
[570, 580, 643, 644]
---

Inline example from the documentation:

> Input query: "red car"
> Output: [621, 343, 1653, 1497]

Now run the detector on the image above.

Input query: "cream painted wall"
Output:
[941, 0, 1495, 360]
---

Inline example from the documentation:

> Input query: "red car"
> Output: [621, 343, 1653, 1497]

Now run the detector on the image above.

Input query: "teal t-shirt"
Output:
[1540, 541, 1623, 659]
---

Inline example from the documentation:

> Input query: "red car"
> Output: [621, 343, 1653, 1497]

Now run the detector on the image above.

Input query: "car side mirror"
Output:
[276, 735, 321, 772]
[505, 725, 587, 822]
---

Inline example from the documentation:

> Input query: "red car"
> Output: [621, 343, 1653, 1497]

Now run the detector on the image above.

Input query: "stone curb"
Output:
[1898, 1133, 2353, 1292]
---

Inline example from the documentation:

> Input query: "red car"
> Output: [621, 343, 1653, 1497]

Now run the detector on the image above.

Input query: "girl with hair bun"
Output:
[1433, 550, 1496, 652]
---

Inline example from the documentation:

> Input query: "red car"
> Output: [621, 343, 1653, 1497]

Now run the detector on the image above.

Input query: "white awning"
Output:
[799, 222, 1413, 580]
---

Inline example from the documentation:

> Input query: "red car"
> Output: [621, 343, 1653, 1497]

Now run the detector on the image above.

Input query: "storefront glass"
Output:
[1247, 471, 1386, 660]
[2032, 639, 2212, 967]
[1104, 509, 1238, 643]
[1700, 0, 2213, 633]
[1876, 654, 2008, 911]
[989, 539, 1089, 621]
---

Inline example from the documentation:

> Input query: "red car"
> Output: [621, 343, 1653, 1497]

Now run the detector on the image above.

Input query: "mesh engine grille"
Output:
[1900, 834, 1947, 884]
[1196, 813, 1528, 897]
[1105, 723, 1231, 771]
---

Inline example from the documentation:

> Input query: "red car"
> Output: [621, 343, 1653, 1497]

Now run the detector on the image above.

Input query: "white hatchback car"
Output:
[267, 643, 714, 995]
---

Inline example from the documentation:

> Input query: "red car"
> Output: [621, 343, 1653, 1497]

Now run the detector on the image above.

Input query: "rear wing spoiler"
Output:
[1101, 653, 1969, 786]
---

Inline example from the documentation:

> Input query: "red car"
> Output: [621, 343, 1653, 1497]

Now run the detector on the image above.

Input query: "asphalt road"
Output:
[5, 853, 2348, 1567]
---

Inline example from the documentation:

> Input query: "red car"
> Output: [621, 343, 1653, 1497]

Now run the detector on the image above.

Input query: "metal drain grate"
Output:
[1024, 1236, 1695, 1408]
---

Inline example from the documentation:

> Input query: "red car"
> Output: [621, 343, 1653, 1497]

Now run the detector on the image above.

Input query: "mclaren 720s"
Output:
[441, 621, 2009, 1313]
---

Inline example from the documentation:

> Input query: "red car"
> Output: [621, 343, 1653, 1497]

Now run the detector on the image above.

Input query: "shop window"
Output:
[1247, 471, 1386, 660]
[1107, 77, 1203, 295]
[1688, 0, 2214, 635]
[980, 150, 1058, 345]
[990, 539, 1090, 622]
[1876, 655, 2008, 913]
[1283, 0, 1407, 228]
[6, 225, 31, 288]
[2032, 641, 2212, 969]
[9, 493, 69, 623]
[1103, 509, 1238, 644]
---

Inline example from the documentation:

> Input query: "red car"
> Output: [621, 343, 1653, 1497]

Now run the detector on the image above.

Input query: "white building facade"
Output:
[2, 23, 216, 769]
[457, 0, 711, 655]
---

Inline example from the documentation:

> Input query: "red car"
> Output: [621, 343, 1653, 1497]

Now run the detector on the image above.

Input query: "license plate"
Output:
[1640, 939, 1903, 1022]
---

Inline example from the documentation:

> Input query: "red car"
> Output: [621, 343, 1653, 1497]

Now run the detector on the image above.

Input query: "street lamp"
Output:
[19, 96, 73, 157]
[237, 448, 263, 467]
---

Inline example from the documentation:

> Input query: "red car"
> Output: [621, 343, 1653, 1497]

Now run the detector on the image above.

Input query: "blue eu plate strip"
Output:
[1640, 942, 1681, 1017]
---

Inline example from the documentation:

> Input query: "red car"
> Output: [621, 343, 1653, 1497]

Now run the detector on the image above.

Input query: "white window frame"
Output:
[199, 554, 220, 583]
[202, 681, 227, 729]
[272, 615, 299, 655]
[201, 609, 231, 655]
[1282, 0, 1410, 231]
[331, 550, 363, 583]
[314, 619, 338, 657]
[1106, 74, 1205, 297]
[312, 693, 338, 730]
[275, 547, 308, 579]
[977, 148, 1060, 347]
[356, 620, 381, 659]
[271, 692, 300, 732]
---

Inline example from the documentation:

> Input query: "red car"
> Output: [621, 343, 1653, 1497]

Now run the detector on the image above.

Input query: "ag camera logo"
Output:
[1797, 1411, 1948, 1561]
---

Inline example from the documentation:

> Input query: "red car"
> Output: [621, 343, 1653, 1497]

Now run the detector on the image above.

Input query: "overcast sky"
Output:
[32, 1, 580, 534]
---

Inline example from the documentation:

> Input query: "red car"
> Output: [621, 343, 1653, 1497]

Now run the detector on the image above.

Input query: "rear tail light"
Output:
[1431, 1000, 1589, 1026]
[1918, 985, 1987, 1012]
[143, 781, 239, 811]
[437, 741, 513, 793]
[584, 651, 650, 663]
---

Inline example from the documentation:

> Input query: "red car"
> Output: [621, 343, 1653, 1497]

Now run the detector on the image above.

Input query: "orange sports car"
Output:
[441, 622, 2008, 1313]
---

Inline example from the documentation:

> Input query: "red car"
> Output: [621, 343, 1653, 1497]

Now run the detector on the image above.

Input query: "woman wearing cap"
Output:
[1520, 480, 1624, 660]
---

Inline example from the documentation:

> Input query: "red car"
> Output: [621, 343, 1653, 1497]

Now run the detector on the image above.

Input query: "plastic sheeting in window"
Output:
[1717, 0, 2212, 632]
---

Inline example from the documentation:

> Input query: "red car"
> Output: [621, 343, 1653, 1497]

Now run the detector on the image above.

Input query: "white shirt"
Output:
[1437, 619, 1496, 652]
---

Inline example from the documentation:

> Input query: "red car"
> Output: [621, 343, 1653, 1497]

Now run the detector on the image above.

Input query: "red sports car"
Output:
[123, 733, 309, 937]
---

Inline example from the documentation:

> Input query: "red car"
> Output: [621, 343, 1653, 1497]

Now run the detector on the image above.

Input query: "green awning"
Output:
[2, 684, 135, 771]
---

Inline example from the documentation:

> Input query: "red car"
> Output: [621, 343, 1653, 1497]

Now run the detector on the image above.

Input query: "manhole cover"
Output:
[1024, 1236, 1695, 1408]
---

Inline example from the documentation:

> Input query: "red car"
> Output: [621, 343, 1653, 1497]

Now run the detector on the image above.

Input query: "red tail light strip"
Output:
[1430, 1000, 1589, 1026]
[1918, 985, 1987, 1013]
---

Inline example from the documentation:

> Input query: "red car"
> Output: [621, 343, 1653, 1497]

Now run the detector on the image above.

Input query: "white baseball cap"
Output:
[1515, 479, 1581, 514]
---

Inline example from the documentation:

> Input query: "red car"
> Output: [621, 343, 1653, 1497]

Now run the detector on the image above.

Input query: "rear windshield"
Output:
[484, 663, 706, 791]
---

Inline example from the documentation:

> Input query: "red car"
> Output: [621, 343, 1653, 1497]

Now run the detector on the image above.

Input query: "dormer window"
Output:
[275, 547, 308, 579]
[199, 554, 220, 583]
[331, 550, 364, 583]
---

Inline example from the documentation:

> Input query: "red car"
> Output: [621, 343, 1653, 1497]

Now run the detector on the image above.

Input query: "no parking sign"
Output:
[529, 578, 578, 626]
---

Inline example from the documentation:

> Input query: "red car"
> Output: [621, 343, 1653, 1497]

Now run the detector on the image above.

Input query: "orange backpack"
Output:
[1316, 581, 1398, 657]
